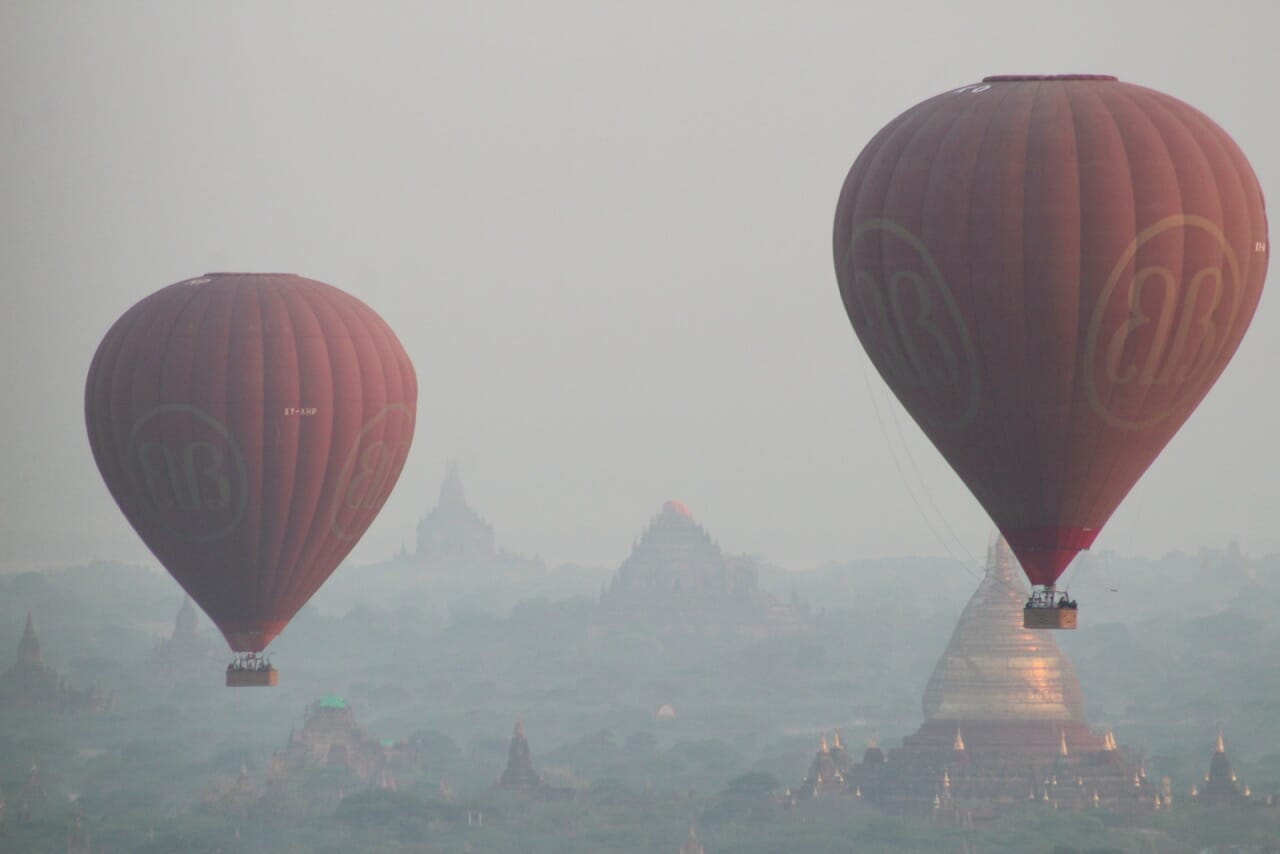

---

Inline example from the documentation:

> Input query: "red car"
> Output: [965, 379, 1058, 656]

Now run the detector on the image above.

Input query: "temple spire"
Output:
[922, 533, 1085, 722]
[1216, 729, 1226, 754]
[17, 613, 40, 667]
[953, 728, 966, 752]
[174, 596, 198, 639]
[990, 535, 1019, 583]
[1059, 731, 1069, 757]
[499, 720, 542, 789]
[439, 460, 466, 508]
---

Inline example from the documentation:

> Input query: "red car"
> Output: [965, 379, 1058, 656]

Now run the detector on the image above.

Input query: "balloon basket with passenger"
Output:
[1023, 587, 1078, 630]
[226, 652, 278, 687]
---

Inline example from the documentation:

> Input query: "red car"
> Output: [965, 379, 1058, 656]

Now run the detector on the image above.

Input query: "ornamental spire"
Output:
[17, 613, 40, 666]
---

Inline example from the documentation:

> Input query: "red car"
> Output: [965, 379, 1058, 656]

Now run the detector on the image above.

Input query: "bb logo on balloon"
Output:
[1084, 215, 1243, 429]
[126, 404, 249, 542]
[330, 403, 415, 541]
[843, 219, 981, 431]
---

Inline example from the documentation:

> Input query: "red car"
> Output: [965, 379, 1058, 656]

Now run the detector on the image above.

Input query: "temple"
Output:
[494, 721, 571, 799]
[413, 462, 543, 574]
[796, 538, 1155, 814]
[1192, 730, 1251, 806]
[267, 696, 393, 783]
[0, 614, 111, 712]
[600, 501, 803, 634]
[498, 721, 543, 789]
[150, 597, 221, 680]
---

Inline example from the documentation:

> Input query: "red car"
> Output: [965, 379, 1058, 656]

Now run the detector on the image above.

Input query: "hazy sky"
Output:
[2, 1, 1276, 575]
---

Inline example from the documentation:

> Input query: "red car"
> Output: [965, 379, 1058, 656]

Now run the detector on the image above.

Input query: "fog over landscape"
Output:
[3, 1, 1278, 574]
[3, 2, 1280, 852]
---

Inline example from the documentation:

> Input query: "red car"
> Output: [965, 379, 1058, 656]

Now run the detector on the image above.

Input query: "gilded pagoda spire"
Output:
[921, 536, 1085, 722]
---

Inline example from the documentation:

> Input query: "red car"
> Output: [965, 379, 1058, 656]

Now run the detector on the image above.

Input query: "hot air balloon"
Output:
[85, 273, 417, 681]
[833, 75, 1268, 628]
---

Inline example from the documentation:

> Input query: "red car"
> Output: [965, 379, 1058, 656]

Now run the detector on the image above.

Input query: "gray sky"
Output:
[2, 1, 1276, 575]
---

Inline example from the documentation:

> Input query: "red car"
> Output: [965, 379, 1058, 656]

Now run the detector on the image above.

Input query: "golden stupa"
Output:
[900, 536, 1106, 757]
[798, 536, 1149, 812]
[923, 536, 1084, 722]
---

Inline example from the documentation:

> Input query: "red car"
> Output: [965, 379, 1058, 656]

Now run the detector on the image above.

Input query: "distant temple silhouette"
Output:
[0, 614, 111, 712]
[600, 500, 804, 635]
[499, 721, 543, 789]
[413, 462, 543, 574]
[150, 597, 221, 681]
[1192, 730, 1255, 807]
[794, 538, 1156, 814]
[495, 721, 571, 799]
[267, 696, 395, 786]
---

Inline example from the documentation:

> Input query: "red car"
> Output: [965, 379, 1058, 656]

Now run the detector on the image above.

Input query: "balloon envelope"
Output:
[85, 273, 417, 651]
[833, 75, 1268, 586]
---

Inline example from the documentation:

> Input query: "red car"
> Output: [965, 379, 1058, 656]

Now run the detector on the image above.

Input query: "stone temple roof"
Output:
[607, 501, 756, 600]
[922, 537, 1086, 723]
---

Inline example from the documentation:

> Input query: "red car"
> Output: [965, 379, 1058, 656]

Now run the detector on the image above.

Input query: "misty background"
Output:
[2, 1, 1277, 578]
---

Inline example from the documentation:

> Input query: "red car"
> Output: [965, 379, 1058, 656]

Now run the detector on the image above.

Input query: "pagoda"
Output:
[1192, 730, 1250, 807]
[151, 597, 221, 679]
[494, 721, 571, 799]
[416, 461, 496, 562]
[413, 462, 543, 574]
[798, 538, 1154, 813]
[268, 696, 390, 782]
[0, 614, 110, 712]
[498, 721, 543, 789]
[798, 731, 856, 798]
[909, 536, 1099, 756]
[601, 501, 801, 634]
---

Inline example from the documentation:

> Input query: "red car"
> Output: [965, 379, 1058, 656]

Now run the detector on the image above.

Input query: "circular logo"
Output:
[329, 403, 415, 541]
[126, 404, 249, 542]
[1083, 215, 1243, 429]
[842, 219, 981, 431]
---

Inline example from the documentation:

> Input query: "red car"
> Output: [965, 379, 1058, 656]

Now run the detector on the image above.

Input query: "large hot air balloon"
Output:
[85, 273, 417, 681]
[833, 75, 1268, 628]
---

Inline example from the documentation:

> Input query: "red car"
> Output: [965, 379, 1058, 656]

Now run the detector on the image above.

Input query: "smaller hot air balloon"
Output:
[833, 75, 1268, 627]
[85, 273, 417, 682]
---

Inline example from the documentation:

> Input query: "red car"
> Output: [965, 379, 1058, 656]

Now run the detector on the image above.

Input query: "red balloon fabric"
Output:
[834, 76, 1268, 586]
[85, 274, 417, 651]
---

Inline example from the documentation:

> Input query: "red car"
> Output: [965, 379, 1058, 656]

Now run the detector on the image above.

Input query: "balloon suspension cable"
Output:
[857, 354, 988, 580]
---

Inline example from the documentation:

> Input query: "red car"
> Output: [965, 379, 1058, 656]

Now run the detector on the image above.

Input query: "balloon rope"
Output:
[859, 357, 1033, 601]
[857, 353, 985, 583]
